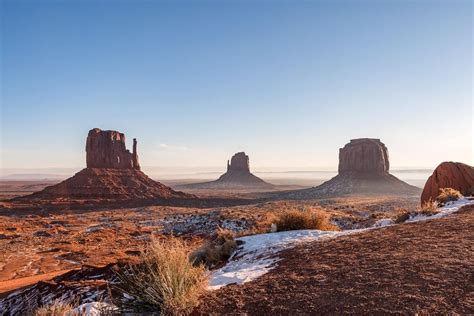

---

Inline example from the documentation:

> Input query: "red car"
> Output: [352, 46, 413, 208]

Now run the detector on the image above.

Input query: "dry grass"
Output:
[436, 188, 462, 205]
[115, 236, 208, 315]
[274, 209, 338, 232]
[394, 201, 441, 224]
[34, 300, 76, 316]
[420, 200, 440, 215]
[191, 228, 238, 269]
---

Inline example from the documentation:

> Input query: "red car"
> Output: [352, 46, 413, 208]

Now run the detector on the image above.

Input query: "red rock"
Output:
[227, 152, 250, 172]
[15, 128, 193, 202]
[339, 139, 389, 175]
[421, 162, 474, 205]
[182, 152, 274, 189]
[28, 168, 190, 200]
[86, 128, 139, 170]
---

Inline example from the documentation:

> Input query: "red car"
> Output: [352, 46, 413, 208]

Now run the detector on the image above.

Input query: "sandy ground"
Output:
[0, 194, 418, 291]
[196, 205, 474, 314]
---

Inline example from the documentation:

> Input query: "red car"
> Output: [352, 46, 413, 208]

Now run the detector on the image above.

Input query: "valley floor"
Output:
[196, 205, 474, 314]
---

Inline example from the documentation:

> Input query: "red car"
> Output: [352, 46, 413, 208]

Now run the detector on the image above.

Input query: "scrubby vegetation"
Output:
[191, 228, 238, 269]
[436, 188, 463, 205]
[115, 237, 208, 315]
[34, 300, 75, 316]
[274, 209, 338, 232]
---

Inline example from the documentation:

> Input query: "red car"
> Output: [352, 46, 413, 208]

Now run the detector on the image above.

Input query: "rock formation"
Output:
[15, 128, 192, 202]
[339, 139, 389, 175]
[86, 128, 140, 170]
[227, 152, 250, 172]
[179, 152, 274, 190]
[421, 162, 474, 205]
[273, 138, 420, 199]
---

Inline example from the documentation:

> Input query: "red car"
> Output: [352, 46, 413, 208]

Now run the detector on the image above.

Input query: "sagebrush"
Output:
[274, 209, 338, 232]
[115, 237, 208, 315]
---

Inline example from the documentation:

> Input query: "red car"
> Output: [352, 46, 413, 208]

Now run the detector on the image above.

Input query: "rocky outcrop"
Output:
[421, 162, 474, 204]
[227, 152, 250, 172]
[179, 152, 274, 190]
[15, 128, 193, 202]
[339, 139, 389, 175]
[86, 128, 140, 170]
[272, 138, 420, 200]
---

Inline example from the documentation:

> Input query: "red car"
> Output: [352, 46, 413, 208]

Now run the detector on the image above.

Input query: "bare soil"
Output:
[196, 205, 474, 315]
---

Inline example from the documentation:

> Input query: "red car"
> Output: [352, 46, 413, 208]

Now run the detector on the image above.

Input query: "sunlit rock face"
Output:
[14, 128, 194, 202]
[86, 128, 140, 170]
[338, 138, 389, 175]
[421, 161, 474, 205]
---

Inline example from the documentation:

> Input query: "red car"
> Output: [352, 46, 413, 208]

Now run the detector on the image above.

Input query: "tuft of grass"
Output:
[274, 209, 338, 232]
[34, 300, 76, 316]
[436, 188, 463, 205]
[115, 236, 208, 315]
[191, 228, 238, 269]
[420, 200, 440, 215]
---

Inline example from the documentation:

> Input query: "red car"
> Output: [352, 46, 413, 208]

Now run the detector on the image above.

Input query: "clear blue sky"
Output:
[1, 0, 472, 170]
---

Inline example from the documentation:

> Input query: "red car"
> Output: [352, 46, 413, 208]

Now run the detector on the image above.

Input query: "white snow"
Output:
[407, 197, 473, 222]
[209, 197, 473, 290]
[72, 302, 118, 315]
[209, 229, 346, 290]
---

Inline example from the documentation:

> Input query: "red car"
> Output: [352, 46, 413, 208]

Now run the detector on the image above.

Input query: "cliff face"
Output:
[86, 128, 140, 170]
[421, 162, 474, 204]
[272, 138, 419, 200]
[15, 128, 193, 202]
[227, 152, 250, 172]
[338, 139, 389, 175]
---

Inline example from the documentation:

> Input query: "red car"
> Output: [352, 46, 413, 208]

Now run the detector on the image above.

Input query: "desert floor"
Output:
[0, 181, 419, 295]
[197, 205, 474, 314]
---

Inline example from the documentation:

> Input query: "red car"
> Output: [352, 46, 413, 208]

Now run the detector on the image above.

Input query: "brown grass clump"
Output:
[274, 209, 338, 232]
[34, 300, 76, 316]
[420, 200, 440, 215]
[436, 188, 462, 205]
[115, 237, 208, 315]
[190, 228, 238, 269]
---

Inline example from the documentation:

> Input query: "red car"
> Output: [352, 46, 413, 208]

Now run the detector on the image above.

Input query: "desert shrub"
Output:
[436, 188, 463, 205]
[34, 300, 76, 316]
[419, 200, 440, 215]
[115, 237, 208, 315]
[190, 228, 238, 269]
[274, 209, 338, 232]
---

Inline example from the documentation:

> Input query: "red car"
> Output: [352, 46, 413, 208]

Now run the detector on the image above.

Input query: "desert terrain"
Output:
[1, 131, 473, 314]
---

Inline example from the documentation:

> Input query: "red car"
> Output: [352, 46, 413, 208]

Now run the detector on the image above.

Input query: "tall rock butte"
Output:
[179, 152, 274, 190]
[421, 162, 474, 205]
[274, 138, 420, 199]
[339, 139, 389, 175]
[86, 128, 140, 170]
[227, 152, 250, 173]
[15, 128, 191, 202]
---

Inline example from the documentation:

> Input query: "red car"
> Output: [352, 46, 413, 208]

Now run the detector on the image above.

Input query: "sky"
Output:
[1, 0, 473, 172]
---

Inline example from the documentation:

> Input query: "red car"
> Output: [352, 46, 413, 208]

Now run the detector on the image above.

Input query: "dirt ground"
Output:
[0, 194, 418, 293]
[196, 205, 474, 315]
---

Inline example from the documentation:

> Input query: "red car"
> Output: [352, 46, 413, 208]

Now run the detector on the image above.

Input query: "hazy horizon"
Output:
[1, 1, 473, 170]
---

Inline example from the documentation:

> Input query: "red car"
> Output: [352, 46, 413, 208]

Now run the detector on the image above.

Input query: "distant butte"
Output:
[13, 128, 193, 202]
[274, 138, 420, 199]
[179, 152, 274, 190]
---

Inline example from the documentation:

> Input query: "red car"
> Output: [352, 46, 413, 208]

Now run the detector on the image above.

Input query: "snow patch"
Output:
[73, 302, 118, 315]
[209, 198, 473, 290]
